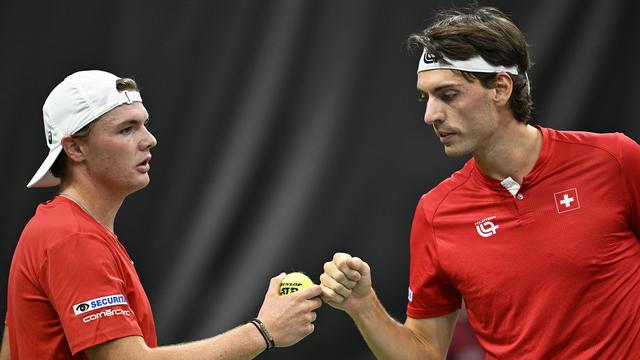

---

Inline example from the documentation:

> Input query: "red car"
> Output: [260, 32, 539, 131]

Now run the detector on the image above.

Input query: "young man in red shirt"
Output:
[320, 7, 640, 359]
[1, 70, 321, 359]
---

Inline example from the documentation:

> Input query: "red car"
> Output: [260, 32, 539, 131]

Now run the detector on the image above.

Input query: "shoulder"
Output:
[544, 127, 632, 162]
[20, 197, 110, 251]
[417, 160, 475, 221]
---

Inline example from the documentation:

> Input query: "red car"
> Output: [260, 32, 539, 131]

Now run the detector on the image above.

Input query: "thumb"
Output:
[268, 272, 286, 295]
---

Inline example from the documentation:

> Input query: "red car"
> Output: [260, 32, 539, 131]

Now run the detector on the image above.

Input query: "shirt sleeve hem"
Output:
[407, 305, 459, 319]
[70, 327, 144, 356]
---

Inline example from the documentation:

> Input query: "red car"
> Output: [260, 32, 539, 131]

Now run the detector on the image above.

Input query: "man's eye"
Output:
[418, 93, 427, 103]
[442, 92, 457, 101]
[120, 127, 133, 135]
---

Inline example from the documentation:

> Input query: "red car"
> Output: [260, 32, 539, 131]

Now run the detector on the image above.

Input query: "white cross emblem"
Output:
[559, 194, 574, 208]
[554, 188, 580, 214]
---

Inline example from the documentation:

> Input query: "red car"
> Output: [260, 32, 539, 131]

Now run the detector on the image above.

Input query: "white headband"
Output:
[417, 49, 519, 75]
[417, 49, 529, 94]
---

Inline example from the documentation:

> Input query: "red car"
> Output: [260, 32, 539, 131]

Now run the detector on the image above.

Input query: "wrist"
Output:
[346, 288, 377, 320]
[250, 317, 275, 351]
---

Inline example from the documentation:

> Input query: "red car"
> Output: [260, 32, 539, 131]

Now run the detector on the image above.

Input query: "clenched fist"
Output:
[320, 253, 372, 315]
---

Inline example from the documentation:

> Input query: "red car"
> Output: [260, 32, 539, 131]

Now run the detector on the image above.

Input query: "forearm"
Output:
[0, 326, 9, 360]
[151, 323, 267, 360]
[87, 322, 268, 360]
[349, 290, 440, 360]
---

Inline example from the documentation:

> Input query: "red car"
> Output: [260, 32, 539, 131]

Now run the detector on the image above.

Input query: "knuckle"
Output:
[323, 287, 335, 297]
[340, 288, 352, 298]
[319, 273, 328, 283]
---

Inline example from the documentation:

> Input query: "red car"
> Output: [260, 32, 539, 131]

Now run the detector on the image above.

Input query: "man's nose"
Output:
[423, 98, 444, 126]
[140, 126, 157, 150]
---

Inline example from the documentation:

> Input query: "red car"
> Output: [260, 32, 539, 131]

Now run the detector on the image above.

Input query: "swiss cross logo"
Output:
[554, 188, 580, 214]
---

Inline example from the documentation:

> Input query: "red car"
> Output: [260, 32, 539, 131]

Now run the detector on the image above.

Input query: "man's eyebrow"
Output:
[117, 118, 148, 126]
[416, 82, 462, 94]
[432, 83, 461, 93]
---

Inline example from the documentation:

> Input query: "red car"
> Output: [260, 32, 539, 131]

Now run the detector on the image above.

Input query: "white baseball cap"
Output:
[27, 70, 142, 188]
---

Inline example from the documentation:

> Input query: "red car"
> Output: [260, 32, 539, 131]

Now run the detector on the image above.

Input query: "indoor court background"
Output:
[1, 0, 638, 359]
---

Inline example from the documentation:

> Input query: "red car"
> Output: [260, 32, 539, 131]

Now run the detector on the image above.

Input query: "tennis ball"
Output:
[279, 272, 314, 295]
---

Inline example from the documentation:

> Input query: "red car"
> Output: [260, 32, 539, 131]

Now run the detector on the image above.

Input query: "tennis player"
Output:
[320, 6, 640, 359]
[2, 70, 321, 359]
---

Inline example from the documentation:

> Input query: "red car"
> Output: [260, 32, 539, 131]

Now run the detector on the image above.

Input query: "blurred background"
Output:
[1, 0, 638, 359]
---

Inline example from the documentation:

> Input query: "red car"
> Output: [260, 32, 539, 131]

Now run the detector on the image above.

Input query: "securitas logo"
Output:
[73, 294, 128, 316]
[475, 216, 499, 238]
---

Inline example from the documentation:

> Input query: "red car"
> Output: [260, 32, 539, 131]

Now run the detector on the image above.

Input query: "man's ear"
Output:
[60, 136, 86, 163]
[492, 72, 513, 107]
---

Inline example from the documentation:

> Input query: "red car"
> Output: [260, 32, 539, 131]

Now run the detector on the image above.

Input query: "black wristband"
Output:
[250, 318, 275, 350]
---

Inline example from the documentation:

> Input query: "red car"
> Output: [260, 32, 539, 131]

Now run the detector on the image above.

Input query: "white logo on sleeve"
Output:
[73, 294, 128, 315]
[475, 216, 499, 238]
[82, 308, 132, 323]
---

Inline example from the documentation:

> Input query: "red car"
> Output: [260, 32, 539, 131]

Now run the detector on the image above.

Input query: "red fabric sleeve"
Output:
[407, 198, 461, 318]
[619, 134, 640, 237]
[40, 233, 143, 355]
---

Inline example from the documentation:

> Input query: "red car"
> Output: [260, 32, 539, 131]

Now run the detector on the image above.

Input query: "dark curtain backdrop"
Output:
[1, 0, 638, 359]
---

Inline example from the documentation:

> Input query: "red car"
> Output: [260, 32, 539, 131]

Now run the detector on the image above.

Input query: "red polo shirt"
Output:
[6, 196, 157, 359]
[407, 127, 640, 358]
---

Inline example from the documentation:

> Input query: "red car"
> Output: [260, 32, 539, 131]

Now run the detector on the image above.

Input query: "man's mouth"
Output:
[136, 155, 152, 173]
[436, 129, 457, 142]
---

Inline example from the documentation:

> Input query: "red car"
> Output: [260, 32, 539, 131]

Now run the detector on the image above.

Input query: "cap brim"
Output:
[27, 145, 63, 188]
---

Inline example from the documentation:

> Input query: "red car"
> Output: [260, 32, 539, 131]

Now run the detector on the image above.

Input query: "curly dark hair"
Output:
[408, 6, 533, 123]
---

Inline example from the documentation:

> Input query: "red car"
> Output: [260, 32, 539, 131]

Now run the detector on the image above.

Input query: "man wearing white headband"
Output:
[2, 70, 322, 359]
[321, 6, 640, 359]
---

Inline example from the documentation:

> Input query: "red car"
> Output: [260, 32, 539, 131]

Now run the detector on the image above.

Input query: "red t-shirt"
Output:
[407, 127, 640, 358]
[6, 196, 157, 359]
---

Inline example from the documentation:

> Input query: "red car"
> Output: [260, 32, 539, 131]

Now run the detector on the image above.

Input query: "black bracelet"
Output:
[250, 318, 275, 350]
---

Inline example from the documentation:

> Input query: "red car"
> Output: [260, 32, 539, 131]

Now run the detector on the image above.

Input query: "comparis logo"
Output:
[475, 216, 499, 238]
[83, 309, 132, 323]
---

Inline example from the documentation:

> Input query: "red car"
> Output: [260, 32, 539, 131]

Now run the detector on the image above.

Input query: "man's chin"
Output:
[443, 145, 469, 158]
[126, 176, 151, 195]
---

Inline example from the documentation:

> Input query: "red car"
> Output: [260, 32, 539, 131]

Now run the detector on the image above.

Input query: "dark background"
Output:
[1, 0, 638, 359]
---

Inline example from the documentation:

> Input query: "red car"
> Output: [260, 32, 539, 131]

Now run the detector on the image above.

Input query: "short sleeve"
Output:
[40, 233, 143, 355]
[620, 134, 640, 236]
[407, 198, 461, 319]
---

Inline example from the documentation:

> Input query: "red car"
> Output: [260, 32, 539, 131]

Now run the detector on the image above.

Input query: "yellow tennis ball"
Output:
[279, 272, 314, 295]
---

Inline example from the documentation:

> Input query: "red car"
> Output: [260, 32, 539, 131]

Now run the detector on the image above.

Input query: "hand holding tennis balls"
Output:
[279, 272, 314, 295]
[255, 273, 322, 348]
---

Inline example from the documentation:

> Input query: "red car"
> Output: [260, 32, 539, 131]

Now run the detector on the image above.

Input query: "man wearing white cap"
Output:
[2, 70, 322, 359]
[320, 6, 640, 359]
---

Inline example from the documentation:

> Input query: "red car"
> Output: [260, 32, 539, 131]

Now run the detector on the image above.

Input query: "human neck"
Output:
[473, 121, 542, 185]
[58, 182, 125, 233]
